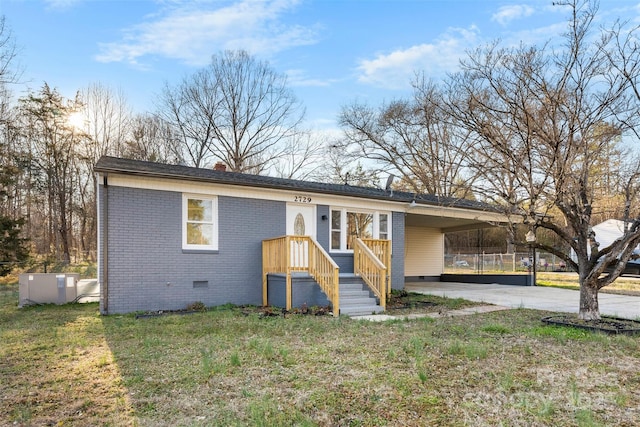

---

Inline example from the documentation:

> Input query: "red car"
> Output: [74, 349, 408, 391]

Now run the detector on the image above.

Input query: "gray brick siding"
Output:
[101, 185, 284, 314]
[391, 211, 405, 290]
[99, 185, 406, 314]
[316, 205, 330, 249]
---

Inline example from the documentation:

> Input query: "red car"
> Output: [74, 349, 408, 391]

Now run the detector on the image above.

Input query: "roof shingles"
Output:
[94, 156, 491, 212]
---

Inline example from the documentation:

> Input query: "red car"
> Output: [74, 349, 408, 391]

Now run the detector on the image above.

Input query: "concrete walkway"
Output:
[405, 282, 640, 320]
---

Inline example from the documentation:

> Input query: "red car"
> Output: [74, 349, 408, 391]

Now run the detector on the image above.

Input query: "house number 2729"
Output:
[294, 196, 312, 203]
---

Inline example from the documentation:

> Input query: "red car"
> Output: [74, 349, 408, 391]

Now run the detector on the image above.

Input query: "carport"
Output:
[403, 205, 505, 283]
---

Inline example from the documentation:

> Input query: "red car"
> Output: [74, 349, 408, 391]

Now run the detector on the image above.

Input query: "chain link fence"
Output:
[445, 252, 568, 273]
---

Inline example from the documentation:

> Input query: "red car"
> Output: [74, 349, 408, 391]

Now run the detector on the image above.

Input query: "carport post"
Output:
[526, 230, 537, 286]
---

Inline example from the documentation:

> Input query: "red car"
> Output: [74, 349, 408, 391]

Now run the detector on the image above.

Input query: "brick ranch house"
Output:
[95, 156, 506, 316]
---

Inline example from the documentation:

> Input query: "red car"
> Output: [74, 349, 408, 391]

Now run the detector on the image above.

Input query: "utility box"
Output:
[19, 273, 80, 307]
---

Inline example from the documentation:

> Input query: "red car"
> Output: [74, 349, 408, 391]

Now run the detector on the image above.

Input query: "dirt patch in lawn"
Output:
[385, 290, 484, 315]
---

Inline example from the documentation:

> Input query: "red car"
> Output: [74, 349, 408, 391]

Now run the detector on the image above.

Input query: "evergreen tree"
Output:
[0, 164, 29, 276]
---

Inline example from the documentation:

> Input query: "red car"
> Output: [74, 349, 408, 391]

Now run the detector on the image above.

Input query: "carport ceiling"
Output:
[405, 213, 498, 232]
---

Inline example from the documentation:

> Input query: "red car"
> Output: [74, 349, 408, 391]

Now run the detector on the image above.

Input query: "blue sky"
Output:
[2, 0, 639, 132]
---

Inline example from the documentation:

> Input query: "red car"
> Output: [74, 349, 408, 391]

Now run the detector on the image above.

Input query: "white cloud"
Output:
[356, 26, 480, 89]
[285, 69, 335, 87]
[43, 0, 83, 9]
[492, 4, 535, 26]
[96, 0, 318, 66]
[507, 21, 567, 48]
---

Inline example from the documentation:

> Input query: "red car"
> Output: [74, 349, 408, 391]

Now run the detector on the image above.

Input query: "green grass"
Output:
[2, 281, 640, 426]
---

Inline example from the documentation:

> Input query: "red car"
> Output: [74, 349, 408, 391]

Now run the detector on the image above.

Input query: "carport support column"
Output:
[531, 244, 538, 286]
[525, 229, 536, 286]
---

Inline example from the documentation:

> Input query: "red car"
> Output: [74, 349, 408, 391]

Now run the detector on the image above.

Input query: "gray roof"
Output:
[94, 156, 492, 212]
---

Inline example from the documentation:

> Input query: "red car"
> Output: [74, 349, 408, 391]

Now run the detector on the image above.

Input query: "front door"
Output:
[286, 204, 316, 239]
[286, 204, 316, 268]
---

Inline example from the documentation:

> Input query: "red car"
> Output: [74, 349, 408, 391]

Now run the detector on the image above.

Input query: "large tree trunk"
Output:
[578, 278, 600, 320]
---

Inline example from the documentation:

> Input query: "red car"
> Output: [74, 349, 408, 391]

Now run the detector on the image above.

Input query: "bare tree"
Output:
[270, 130, 326, 180]
[339, 77, 475, 198]
[79, 82, 131, 160]
[156, 69, 218, 168]
[447, 0, 640, 320]
[602, 19, 640, 224]
[19, 84, 83, 263]
[123, 114, 183, 164]
[71, 83, 133, 260]
[0, 16, 20, 88]
[310, 144, 381, 187]
[157, 50, 305, 172]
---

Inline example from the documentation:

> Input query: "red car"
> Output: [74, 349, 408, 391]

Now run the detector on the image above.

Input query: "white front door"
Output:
[286, 204, 316, 239]
[286, 204, 316, 268]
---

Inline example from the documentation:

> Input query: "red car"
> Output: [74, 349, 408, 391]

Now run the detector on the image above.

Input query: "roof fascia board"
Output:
[98, 171, 504, 223]
[102, 172, 403, 212]
[408, 204, 509, 224]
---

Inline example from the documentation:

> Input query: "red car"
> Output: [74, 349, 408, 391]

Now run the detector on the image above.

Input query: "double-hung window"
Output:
[378, 213, 389, 240]
[330, 208, 391, 251]
[183, 195, 218, 251]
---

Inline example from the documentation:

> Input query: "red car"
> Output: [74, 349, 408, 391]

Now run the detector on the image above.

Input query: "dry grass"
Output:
[2, 282, 640, 426]
[537, 272, 640, 295]
[0, 284, 135, 426]
[444, 269, 640, 295]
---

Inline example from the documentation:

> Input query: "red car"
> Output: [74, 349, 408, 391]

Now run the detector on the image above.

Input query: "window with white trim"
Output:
[183, 195, 218, 250]
[379, 213, 389, 240]
[330, 208, 391, 251]
[331, 210, 341, 250]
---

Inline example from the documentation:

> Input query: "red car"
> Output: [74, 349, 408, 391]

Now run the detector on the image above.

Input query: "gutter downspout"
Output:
[102, 174, 109, 314]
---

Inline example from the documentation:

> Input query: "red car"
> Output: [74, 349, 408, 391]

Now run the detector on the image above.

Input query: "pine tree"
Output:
[0, 164, 29, 276]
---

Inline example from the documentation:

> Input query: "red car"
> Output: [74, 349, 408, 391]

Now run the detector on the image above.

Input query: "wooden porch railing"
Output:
[353, 238, 388, 309]
[361, 238, 392, 296]
[262, 235, 340, 317]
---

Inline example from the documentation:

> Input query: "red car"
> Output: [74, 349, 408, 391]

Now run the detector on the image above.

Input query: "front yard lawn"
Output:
[1, 283, 639, 426]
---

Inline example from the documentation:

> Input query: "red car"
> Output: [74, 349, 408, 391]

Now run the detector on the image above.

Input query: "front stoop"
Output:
[339, 275, 384, 317]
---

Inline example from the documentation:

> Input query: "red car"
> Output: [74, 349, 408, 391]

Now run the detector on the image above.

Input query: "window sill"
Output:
[182, 249, 219, 254]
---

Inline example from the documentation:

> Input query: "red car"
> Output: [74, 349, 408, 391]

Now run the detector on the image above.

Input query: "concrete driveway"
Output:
[405, 282, 640, 320]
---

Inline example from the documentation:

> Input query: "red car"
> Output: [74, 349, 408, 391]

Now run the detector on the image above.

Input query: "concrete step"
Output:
[335, 275, 384, 316]
[340, 296, 377, 306]
[339, 275, 364, 283]
[340, 289, 370, 298]
[340, 304, 385, 316]
[341, 286, 369, 292]
[339, 282, 365, 289]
